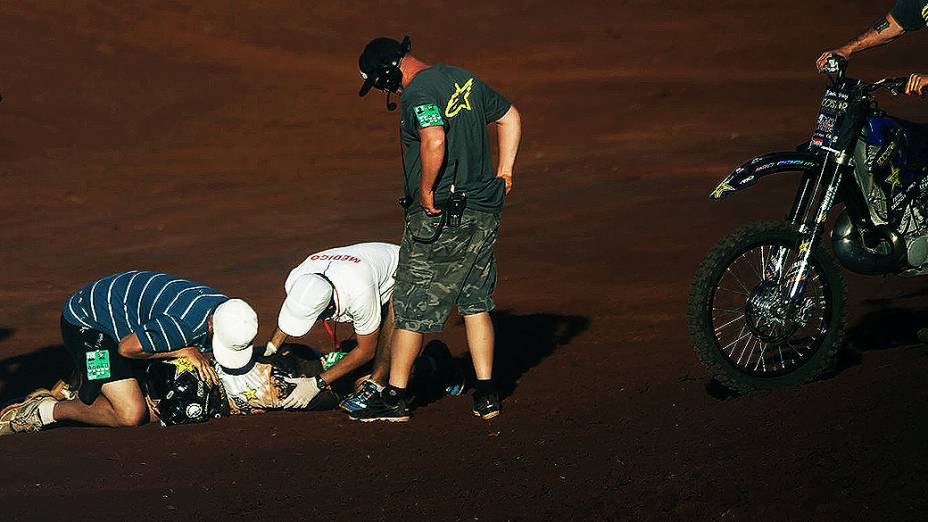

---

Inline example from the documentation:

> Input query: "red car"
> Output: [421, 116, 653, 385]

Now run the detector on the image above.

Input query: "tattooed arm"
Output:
[816, 14, 905, 71]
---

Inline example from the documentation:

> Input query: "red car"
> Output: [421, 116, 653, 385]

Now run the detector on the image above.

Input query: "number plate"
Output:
[86, 349, 112, 380]
[811, 88, 849, 148]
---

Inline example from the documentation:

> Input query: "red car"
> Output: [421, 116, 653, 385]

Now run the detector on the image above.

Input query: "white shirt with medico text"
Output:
[281, 242, 399, 336]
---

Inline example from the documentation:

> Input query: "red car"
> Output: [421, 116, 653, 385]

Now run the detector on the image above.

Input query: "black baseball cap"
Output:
[358, 36, 410, 96]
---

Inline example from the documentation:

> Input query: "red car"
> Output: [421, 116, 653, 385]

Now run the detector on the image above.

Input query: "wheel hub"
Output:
[744, 281, 810, 343]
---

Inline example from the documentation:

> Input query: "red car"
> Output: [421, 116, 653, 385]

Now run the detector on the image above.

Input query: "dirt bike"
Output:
[688, 56, 928, 393]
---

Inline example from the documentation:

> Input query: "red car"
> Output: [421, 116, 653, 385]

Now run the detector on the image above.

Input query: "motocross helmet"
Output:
[144, 357, 229, 426]
[358, 36, 411, 96]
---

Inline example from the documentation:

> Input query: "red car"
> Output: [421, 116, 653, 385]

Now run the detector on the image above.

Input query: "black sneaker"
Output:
[348, 391, 410, 422]
[472, 391, 501, 420]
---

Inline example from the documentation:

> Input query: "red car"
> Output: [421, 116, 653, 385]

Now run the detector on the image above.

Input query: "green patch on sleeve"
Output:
[414, 103, 444, 128]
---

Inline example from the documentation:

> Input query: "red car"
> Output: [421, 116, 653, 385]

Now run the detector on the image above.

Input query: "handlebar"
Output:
[821, 55, 848, 76]
[821, 54, 909, 97]
[861, 77, 909, 96]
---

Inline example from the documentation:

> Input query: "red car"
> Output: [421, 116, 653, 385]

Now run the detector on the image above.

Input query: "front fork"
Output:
[766, 151, 850, 300]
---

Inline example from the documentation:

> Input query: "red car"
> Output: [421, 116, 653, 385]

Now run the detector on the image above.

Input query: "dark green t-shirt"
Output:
[892, 0, 928, 31]
[399, 64, 511, 214]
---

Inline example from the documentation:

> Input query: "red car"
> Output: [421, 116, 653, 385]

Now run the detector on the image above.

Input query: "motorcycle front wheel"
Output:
[687, 220, 847, 393]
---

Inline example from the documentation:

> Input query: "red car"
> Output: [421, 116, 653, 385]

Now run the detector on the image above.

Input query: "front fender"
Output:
[709, 149, 823, 200]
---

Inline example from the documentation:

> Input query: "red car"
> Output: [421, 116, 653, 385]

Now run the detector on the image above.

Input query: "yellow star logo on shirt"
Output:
[242, 388, 258, 401]
[167, 357, 196, 378]
[445, 78, 474, 118]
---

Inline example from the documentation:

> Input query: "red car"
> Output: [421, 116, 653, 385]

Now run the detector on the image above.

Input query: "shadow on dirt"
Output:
[844, 307, 926, 352]
[280, 311, 591, 403]
[705, 379, 741, 400]
[0, 328, 12, 343]
[0, 312, 590, 406]
[863, 289, 928, 304]
[835, 307, 928, 373]
[0, 344, 74, 404]
[465, 310, 590, 399]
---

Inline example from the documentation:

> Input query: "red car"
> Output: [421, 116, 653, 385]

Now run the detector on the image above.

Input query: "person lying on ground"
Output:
[143, 349, 339, 424]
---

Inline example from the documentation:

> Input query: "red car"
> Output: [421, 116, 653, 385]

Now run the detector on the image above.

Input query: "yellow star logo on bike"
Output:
[710, 180, 735, 199]
[242, 388, 258, 401]
[887, 165, 901, 192]
[444, 78, 474, 118]
[799, 241, 810, 254]
[167, 357, 196, 378]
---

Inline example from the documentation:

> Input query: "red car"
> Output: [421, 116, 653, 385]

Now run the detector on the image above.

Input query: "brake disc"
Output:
[745, 281, 806, 343]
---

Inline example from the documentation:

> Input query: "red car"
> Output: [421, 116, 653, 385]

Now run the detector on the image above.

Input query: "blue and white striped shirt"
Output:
[62, 271, 228, 353]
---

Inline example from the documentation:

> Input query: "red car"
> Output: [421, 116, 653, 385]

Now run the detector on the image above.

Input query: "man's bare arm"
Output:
[816, 14, 905, 70]
[117, 333, 218, 384]
[318, 331, 378, 384]
[493, 105, 521, 194]
[418, 125, 446, 214]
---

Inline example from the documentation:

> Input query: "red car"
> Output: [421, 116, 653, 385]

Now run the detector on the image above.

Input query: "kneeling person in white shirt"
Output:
[264, 242, 399, 412]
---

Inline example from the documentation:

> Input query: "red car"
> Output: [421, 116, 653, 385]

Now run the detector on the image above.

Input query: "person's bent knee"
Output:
[114, 402, 148, 427]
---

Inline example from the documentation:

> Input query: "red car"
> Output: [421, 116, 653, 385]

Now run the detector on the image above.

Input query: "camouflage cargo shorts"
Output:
[393, 208, 501, 333]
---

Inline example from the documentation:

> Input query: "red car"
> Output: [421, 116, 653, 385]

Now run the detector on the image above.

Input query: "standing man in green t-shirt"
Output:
[351, 36, 522, 422]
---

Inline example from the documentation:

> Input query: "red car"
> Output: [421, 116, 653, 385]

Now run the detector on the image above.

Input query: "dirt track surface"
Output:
[3, 1, 928, 520]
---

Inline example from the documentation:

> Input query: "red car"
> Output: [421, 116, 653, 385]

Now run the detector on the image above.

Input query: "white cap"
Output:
[211, 299, 258, 370]
[278, 274, 334, 337]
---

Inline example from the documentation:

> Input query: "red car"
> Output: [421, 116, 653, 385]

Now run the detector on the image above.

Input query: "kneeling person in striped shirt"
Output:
[0, 271, 259, 435]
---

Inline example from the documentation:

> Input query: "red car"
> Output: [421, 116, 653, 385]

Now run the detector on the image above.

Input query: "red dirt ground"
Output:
[2, 1, 928, 520]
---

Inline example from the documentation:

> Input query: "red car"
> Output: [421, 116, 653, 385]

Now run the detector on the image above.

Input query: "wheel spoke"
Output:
[717, 286, 749, 296]
[714, 314, 746, 333]
[722, 324, 751, 354]
[738, 253, 763, 282]
[725, 266, 751, 293]
[736, 332, 756, 365]
[753, 341, 768, 372]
